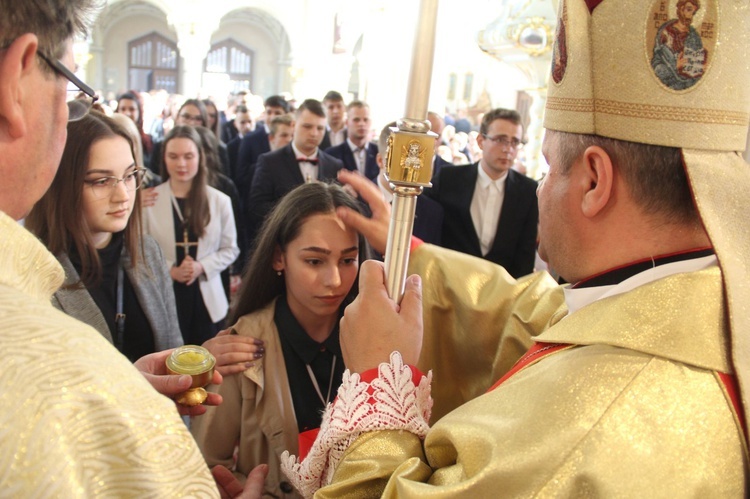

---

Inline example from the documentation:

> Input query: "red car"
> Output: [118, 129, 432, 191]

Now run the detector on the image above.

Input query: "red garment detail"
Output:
[487, 342, 570, 392]
[298, 428, 320, 461]
[410, 235, 424, 253]
[717, 372, 748, 446]
[584, 0, 604, 13]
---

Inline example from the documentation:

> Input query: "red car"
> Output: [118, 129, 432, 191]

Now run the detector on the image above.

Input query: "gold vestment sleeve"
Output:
[314, 255, 744, 497]
[409, 243, 565, 421]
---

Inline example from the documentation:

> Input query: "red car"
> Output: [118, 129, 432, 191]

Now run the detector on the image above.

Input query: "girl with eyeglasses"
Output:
[26, 111, 182, 361]
[148, 99, 208, 176]
[27, 112, 264, 373]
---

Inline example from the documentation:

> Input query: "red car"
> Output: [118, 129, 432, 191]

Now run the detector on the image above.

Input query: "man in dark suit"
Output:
[221, 104, 253, 145]
[319, 90, 347, 151]
[234, 95, 290, 196]
[375, 122, 443, 246]
[428, 111, 455, 179]
[247, 99, 345, 247]
[427, 108, 538, 278]
[325, 100, 379, 182]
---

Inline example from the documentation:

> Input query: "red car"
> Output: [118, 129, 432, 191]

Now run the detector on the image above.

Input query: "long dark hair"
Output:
[26, 111, 142, 287]
[201, 98, 221, 138]
[229, 182, 369, 324]
[161, 126, 211, 238]
[116, 91, 144, 132]
[193, 126, 222, 188]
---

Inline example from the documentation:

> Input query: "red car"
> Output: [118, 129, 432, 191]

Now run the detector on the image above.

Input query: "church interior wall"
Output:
[100, 13, 177, 97]
[86, 0, 564, 140]
[210, 20, 282, 99]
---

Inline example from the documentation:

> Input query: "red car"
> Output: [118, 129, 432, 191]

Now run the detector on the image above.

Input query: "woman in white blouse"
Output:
[143, 125, 239, 344]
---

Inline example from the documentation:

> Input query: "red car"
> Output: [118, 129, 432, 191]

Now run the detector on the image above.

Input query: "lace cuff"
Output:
[281, 351, 433, 498]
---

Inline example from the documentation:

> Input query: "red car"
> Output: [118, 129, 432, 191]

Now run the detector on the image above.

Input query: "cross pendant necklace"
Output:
[170, 189, 198, 254]
[177, 227, 198, 253]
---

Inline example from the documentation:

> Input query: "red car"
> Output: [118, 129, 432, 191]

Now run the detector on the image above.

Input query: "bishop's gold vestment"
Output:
[307, 244, 747, 497]
[0, 212, 217, 497]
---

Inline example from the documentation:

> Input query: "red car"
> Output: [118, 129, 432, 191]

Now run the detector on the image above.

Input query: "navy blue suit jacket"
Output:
[427, 163, 538, 278]
[432, 154, 453, 181]
[246, 144, 344, 247]
[226, 136, 241, 182]
[235, 127, 271, 198]
[324, 141, 380, 182]
[413, 194, 444, 246]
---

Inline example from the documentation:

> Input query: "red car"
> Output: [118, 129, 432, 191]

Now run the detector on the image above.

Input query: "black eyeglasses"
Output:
[37, 51, 97, 121]
[482, 134, 525, 149]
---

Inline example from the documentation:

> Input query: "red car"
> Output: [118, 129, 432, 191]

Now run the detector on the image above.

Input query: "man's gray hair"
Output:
[0, 0, 101, 61]
[548, 130, 699, 226]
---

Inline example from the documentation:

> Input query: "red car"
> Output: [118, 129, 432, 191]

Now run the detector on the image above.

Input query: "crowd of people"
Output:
[92, 82, 545, 301]
[2, 0, 748, 497]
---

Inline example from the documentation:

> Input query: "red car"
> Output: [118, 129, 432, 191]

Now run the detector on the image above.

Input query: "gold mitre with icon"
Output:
[544, 0, 749, 150]
[544, 0, 750, 439]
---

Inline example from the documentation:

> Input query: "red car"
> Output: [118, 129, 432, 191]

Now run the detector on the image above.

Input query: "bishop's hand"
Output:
[340, 260, 423, 373]
[336, 169, 390, 255]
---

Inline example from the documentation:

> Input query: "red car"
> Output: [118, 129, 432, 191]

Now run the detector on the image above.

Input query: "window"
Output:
[205, 39, 254, 93]
[128, 32, 179, 93]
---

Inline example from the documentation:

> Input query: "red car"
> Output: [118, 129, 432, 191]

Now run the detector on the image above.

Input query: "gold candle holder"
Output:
[383, 119, 437, 303]
[380, 0, 439, 304]
[165, 345, 216, 407]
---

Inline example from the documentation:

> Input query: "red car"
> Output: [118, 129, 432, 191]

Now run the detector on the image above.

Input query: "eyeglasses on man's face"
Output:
[482, 134, 525, 149]
[84, 169, 145, 199]
[36, 51, 97, 122]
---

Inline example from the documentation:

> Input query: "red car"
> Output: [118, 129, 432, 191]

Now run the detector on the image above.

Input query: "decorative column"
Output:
[168, 3, 222, 97]
[478, 0, 558, 179]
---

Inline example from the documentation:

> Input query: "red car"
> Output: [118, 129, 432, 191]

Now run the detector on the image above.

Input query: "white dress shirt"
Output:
[347, 138, 367, 176]
[470, 164, 507, 256]
[292, 142, 319, 183]
[329, 127, 346, 147]
[563, 255, 718, 316]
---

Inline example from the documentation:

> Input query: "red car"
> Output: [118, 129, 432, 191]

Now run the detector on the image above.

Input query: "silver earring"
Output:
[276, 270, 282, 276]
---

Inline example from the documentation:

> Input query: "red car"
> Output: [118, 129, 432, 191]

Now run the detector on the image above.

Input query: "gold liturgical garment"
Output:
[0, 212, 217, 496]
[316, 243, 746, 497]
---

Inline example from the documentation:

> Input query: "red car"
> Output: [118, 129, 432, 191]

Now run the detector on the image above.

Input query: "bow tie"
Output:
[297, 157, 318, 165]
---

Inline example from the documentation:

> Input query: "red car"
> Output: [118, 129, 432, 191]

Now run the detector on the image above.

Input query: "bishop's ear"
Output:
[580, 145, 614, 219]
[0, 34, 40, 139]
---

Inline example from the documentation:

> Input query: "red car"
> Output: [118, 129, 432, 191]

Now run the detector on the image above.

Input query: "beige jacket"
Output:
[192, 298, 302, 498]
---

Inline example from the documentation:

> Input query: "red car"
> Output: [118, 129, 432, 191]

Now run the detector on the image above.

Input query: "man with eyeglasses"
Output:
[0, 1, 264, 496]
[426, 108, 539, 278]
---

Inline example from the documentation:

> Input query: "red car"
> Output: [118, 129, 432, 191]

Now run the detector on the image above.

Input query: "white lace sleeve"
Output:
[281, 351, 433, 498]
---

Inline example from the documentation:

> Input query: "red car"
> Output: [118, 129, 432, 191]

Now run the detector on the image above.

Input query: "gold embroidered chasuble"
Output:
[315, 243, 746, 497]
[0, 211, 217, 497]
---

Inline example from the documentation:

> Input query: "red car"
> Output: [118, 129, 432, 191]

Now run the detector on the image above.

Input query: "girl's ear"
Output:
[271, 245, 284, 272]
